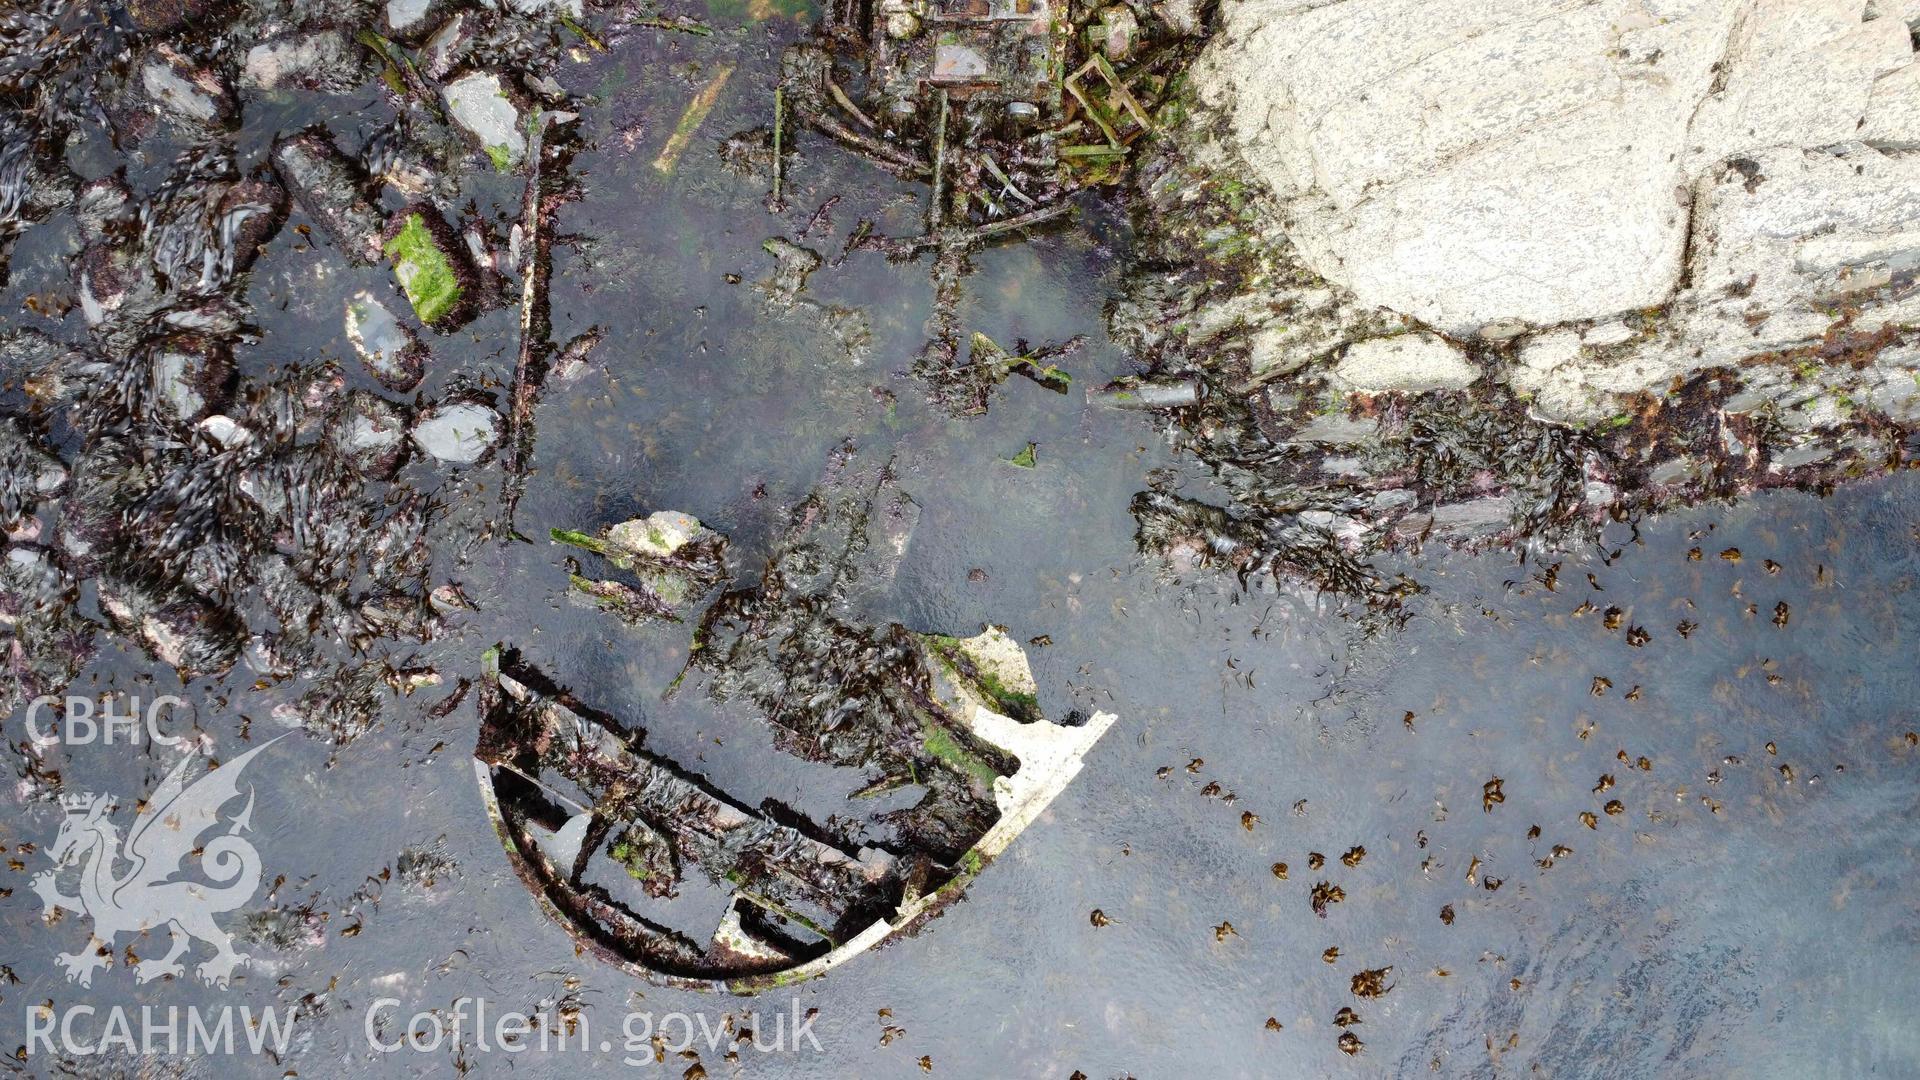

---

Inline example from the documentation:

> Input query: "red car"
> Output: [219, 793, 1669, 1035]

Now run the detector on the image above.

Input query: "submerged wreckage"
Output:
[778, 0, 1208, 412]
[478, 448, 1114, 990]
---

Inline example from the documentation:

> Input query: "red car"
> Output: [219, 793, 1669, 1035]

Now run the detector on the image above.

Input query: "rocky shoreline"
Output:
[1111, 0, 1920, 603]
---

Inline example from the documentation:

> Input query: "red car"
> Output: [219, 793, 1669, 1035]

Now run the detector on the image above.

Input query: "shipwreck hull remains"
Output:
[476, 637, 1112, 993]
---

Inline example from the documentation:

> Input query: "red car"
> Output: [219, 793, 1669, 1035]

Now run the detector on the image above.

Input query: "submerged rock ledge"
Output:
[1114, 0, 1920, 596]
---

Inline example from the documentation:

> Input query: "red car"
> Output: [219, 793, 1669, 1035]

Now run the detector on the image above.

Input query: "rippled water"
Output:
[6, 15, 1920, 1079]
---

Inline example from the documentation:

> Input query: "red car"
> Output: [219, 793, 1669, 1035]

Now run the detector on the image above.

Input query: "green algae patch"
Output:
[924, 628, 1044, 723]
[550, 527, 608, 554]
[384, 213, 464, 326]
[973, 672, 1039, 723]
[607, 838, 650, 880]
[1009, 442, 1037, 468]
[922, 724, 1004, 789]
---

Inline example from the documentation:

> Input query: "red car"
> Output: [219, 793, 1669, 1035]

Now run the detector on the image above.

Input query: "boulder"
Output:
[0, 419, 67, 531]
[331, 389, 411, 478]
[410, 399, 499, 464]
[141, 44, 234, 127]
[272, 131, 385, 264]
[96, 577, 241, 680]
[146, 335, 234, 426]
[1198, 0, 1918, 338]
[606, 511, 709, 561]
[241, 31, 369, 92]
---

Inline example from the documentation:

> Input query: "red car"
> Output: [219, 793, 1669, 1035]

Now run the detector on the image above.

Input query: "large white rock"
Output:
[1678, 145, 1920, 363]
[1200, 0, 1919, 336]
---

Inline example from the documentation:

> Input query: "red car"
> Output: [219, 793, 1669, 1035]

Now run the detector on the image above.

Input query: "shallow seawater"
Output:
[5, 17, 1920, 1080]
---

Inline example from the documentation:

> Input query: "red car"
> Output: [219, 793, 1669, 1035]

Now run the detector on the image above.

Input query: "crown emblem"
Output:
[59, 792, 102, 813]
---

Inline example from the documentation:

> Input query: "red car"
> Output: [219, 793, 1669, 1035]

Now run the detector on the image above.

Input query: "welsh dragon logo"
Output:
[31, 736, 283, 989]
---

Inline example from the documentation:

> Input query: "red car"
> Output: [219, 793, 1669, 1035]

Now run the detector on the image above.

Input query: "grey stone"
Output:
[1290, 413, 1378, 445]
[1772, 441, 1837, 470]
[1427, 496, 1514, 532]
[344, 291, 426, 392]
[331, 390, 410, 478]
[443, 72, 527, 168]
[1648, 457, 1697, 486]
[1332, 332, 1476, 393]
[411, 401, 499, 464]
[142, 45, 231, 126]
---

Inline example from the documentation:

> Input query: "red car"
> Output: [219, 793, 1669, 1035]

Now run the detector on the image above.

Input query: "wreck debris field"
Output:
[4, 0, 1920, 1076]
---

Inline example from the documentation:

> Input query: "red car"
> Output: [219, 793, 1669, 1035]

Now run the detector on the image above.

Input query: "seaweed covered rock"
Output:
[0, 419, 67, 533]
[0, 120, 76, 288]
[330, 389, 411, 478]
[141, 44, 236, 130]
[552, 511, 729, 622]
[441, 71, 528, 171]
[272, 130, 384, 264]
[240, 31, 369, 93]
[96, 576, 243, 681]
[0, 545, 95, 716]
[382, 205, 479, 328]
[0, 0, 602, 735]
[145, 334, 235, 426]
[126, 0, 227, 32]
